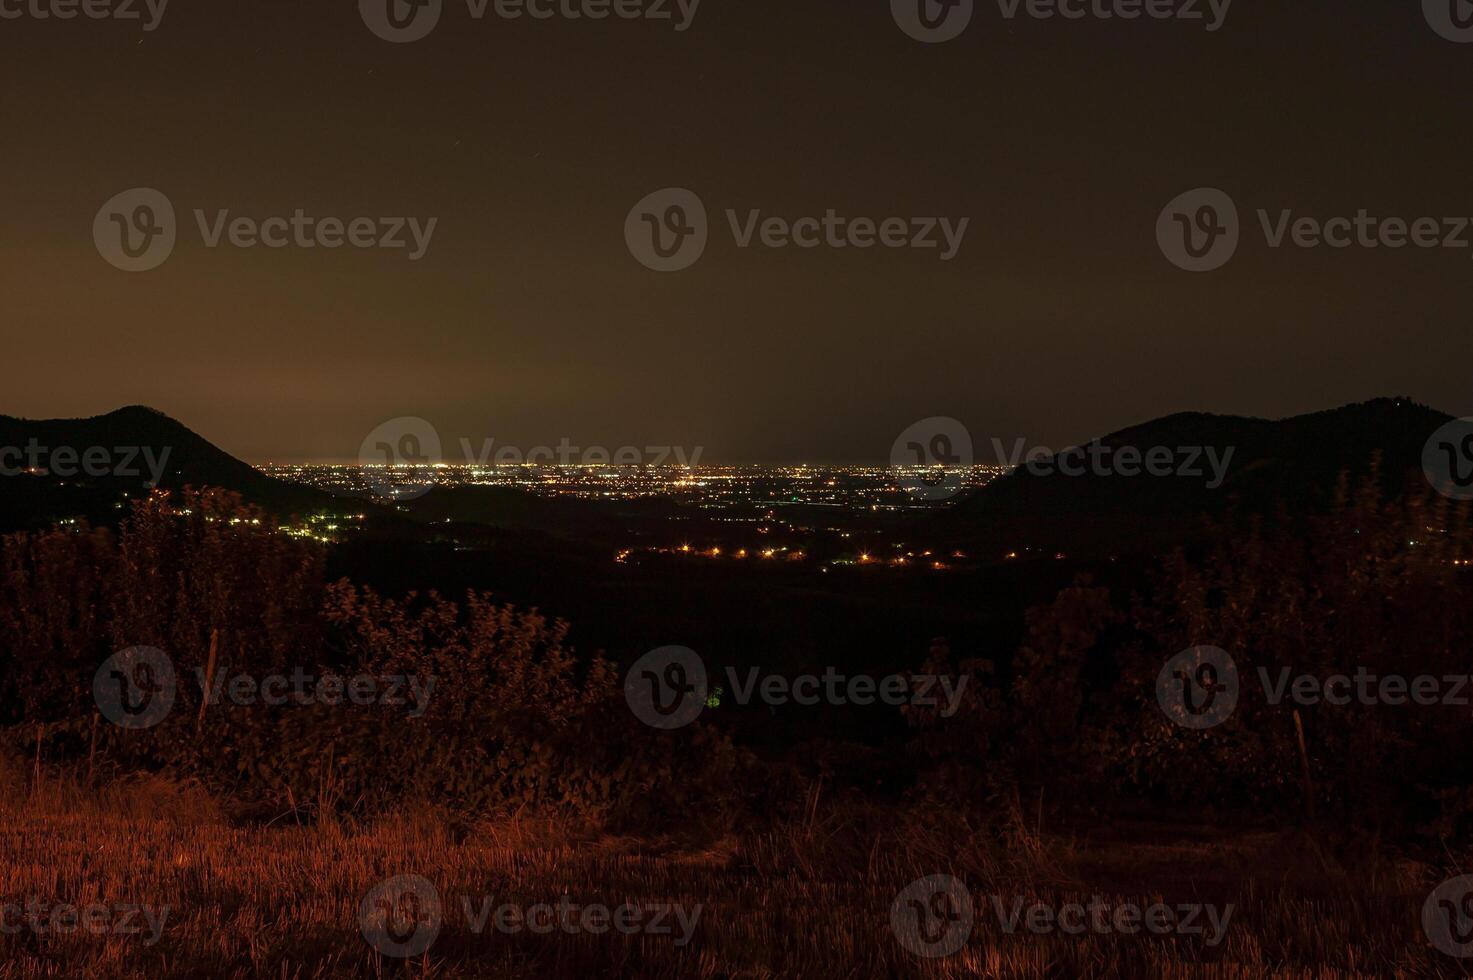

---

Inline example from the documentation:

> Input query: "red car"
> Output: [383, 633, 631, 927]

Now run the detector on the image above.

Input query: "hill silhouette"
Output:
[937, 397, 1453, 558]
[2, 400, 1458, 555]
[0, 406, 341, 531]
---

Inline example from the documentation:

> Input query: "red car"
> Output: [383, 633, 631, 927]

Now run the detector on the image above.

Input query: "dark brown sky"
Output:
[3, 0, 1470, 462]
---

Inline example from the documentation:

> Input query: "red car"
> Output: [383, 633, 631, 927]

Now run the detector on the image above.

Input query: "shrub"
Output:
[2, 489, 749, 830]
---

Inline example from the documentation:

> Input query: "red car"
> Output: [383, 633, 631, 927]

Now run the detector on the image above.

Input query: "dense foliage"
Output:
[0, 490, 744, 827]
[907, 476, 1473, 837]
[4, 479, 1470, 840]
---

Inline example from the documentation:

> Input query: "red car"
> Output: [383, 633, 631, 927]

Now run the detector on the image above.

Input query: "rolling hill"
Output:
[0, 406, 342, 531]
[935, 397, 1455, 558]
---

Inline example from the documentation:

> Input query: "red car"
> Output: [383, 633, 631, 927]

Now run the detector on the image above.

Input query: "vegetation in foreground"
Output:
[0, 772, 1464, 979]
[1, 479, 1470, 976]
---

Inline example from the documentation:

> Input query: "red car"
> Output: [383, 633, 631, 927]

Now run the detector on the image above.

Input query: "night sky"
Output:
[3, 0, 1470, 462]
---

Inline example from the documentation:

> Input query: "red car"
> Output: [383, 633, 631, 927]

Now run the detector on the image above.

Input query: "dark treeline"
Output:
[2, 482, 1469, 842]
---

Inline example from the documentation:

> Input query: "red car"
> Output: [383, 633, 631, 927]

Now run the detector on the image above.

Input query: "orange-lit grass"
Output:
[0, 773, 1460, 979]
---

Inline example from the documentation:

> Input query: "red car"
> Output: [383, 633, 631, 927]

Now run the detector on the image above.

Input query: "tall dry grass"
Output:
[0, 769, 1462, 979]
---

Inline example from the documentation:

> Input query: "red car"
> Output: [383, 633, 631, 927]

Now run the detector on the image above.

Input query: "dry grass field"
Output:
[0, 769, 1463, 979]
